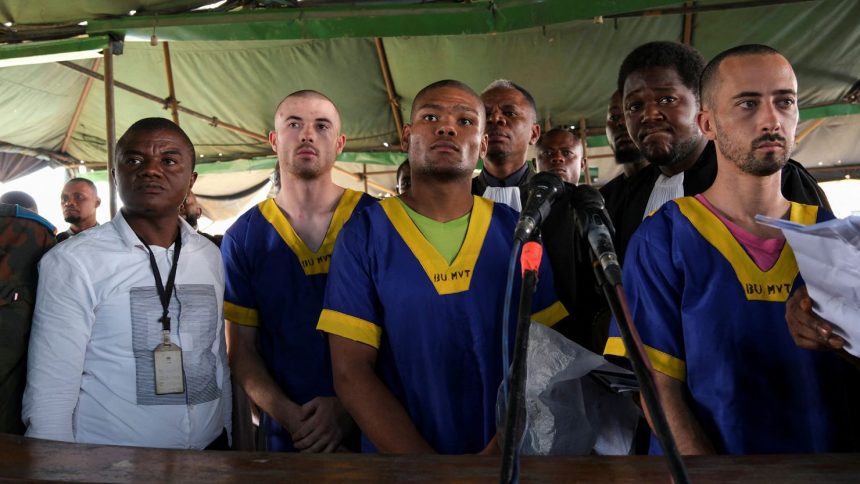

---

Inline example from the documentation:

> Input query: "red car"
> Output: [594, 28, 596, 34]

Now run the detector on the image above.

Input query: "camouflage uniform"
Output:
[0, 203, 55, 434]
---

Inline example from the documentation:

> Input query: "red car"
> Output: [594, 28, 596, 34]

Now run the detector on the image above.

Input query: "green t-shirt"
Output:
[399, 199, 470, 264]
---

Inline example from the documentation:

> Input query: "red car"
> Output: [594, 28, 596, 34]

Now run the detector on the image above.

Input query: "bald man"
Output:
[223, 90, 376, 452]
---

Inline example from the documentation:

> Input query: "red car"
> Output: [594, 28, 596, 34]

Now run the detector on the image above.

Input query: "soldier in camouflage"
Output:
[0, 202, 55, 434]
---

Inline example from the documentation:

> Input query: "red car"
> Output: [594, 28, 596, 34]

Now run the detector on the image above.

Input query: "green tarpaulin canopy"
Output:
[1, 0, 858, 210]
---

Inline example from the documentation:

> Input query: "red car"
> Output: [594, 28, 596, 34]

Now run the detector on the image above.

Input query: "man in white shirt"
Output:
[23, 117, 231, 449]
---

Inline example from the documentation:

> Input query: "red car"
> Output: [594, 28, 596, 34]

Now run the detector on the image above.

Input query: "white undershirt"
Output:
[481, 186, 523, 212]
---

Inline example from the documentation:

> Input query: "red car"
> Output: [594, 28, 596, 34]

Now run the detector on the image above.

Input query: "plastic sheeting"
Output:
[497, 323, 641, 456]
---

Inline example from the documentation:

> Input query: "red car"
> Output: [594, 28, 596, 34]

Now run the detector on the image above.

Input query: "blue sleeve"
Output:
[604, 208, 687, 381]
[317, 213, 384, 349]
[221, 218, 259, 326]
[529, 244, 569, 327]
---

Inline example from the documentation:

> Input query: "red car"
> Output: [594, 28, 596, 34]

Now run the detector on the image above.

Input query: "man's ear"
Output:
[697, 110, 717, 141]
[95, 197, 101, 208]
[479, 133, 489, 161]
[529, 123, 541, 145]
[401, 124, 412, 153]
[188, 171, 198, 192]
[335, 134, 347, 155]
[268, 130, 278, 153]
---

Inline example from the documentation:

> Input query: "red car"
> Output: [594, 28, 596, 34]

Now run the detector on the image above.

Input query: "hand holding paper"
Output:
[756, 214, 860, 356]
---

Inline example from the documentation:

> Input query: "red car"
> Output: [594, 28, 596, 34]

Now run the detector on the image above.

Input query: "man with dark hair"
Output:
[605, 45, 856, 455]
[610, 41, 828, 261]
[57, 177, 101, 242]
[534, 128, 609, 349]
[23, 118, 231, 449]
[395, 159, 411, 195]
[319, 80, 566, 454]
[605, 91, 648, 174]
[600, 91, 648, 228]
[0, 191, 38, 213]
[535, 128, 586, 185]
[0, 203, 54, 434]
[476, 81, 605, 350]
[223, 90, 375, 452]
[472, 79, 541, 210]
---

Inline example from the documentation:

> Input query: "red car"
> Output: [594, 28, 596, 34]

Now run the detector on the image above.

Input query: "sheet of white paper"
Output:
[755, 214, 860, 356]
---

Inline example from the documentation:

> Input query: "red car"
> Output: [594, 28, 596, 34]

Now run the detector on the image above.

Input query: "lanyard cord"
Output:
[138, 229, 182, 332]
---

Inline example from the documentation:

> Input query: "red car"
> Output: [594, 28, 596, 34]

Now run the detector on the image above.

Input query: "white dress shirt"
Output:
[23, 211, 231, 449]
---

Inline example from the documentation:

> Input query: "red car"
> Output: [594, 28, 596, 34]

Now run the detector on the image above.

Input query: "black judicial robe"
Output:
[473, 166, 609, 352]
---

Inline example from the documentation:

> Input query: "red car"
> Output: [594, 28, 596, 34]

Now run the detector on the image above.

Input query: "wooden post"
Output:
[374, 38, 404, 145]
[162, 42, 180, 125]
[60, 57, 101, 154]
[682, 1, 695, 45]
[579, 117, 590, 185]
[104, 40, 118, 217]
[796, 118, 826, 144]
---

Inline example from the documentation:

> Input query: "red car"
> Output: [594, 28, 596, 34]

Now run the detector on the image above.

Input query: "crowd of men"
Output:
[1, 40, 857, 458]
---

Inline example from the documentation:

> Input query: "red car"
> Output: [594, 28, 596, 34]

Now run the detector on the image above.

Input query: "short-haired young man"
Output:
[223, 90, 375, 452]
[319, 80, 566, 454]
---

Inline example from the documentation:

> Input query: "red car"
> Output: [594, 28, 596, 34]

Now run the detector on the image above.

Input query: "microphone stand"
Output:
[499, 239, 541, 484]
[584, 209, 690, 484]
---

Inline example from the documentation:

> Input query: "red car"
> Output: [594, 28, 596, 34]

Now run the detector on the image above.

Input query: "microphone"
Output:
[571, 185, 623, 286]
[513, 172, 566, 243]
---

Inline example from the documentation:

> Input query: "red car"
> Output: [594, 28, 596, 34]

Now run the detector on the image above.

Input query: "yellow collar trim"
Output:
[675, 197, 818, 302]
[380, 196, 493, 295]
[259, 189, 364, 275]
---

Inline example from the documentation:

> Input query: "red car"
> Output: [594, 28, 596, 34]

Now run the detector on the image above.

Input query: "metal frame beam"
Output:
[0, 35, 109, 61]
[86, 0, 683, 42]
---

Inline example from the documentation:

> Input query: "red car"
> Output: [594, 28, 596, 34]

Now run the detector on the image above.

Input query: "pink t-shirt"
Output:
[694, 194, 785, 271]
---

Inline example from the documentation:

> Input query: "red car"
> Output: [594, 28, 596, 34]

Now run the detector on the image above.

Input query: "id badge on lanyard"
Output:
[139, 229, 185, 395]
[154, 330, 184, 394]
